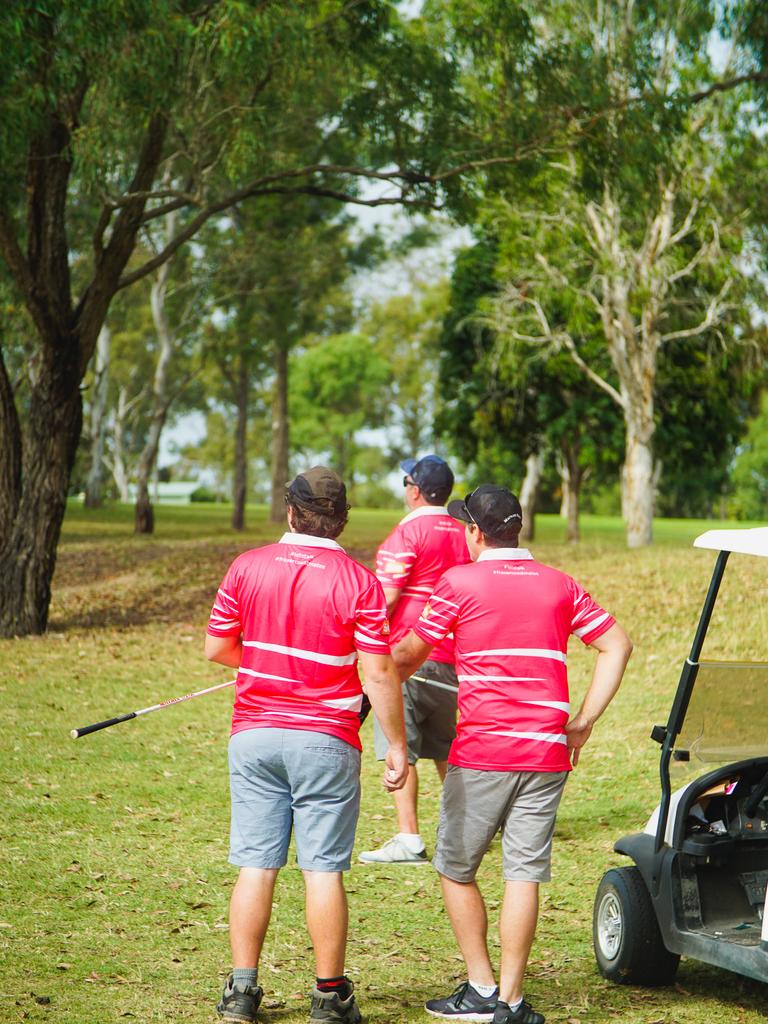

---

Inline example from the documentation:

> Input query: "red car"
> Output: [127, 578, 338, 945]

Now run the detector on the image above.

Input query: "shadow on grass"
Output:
[48, 538, 379, 632]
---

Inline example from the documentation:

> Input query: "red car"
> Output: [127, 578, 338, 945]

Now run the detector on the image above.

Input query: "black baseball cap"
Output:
[286, 466, 349, 516]
[447, 484, 523, 538]
[400, 455, 454, 504]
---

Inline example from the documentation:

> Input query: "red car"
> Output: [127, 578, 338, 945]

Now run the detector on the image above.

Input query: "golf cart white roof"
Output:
[694, 527, 768, 558]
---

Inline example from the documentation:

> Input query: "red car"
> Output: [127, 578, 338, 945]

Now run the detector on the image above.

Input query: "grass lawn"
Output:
[2, 502, 768, 1023]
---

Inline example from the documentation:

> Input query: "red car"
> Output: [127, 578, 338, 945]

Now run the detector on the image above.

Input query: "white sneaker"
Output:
[358, 836, 429, 864]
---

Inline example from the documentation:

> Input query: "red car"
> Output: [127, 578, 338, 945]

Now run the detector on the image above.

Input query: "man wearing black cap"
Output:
[205, 467, 409, 1024]
[359, 455, 470, 865]
[392, 485, 632, 1024]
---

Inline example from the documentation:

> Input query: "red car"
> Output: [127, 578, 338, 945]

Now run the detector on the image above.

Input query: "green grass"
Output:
[2, 503, 768, 1022]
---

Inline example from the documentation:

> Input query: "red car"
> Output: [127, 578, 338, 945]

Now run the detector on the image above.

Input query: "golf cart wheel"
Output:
[593, 866, 680, 986]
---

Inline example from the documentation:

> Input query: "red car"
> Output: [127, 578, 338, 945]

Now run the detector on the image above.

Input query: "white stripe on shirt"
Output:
[238, 666, 302, 684]
[354, 630, 389, 648]
[321, 694, 364, 712]
[485, 729, 567, 745]
[242, 639, 358, 666]
[464, 647, 567, 663]
[518, 699, 571, 714]
[572, 612, 611, 638]
[457, 674, 547, 683]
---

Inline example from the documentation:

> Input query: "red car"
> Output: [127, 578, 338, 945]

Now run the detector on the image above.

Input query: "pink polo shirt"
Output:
[207, 533, 390, 750]
[413, 549, 615, 771]
[375, 506, 470, 663]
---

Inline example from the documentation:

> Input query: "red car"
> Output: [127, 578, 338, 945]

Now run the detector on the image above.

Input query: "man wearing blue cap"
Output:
[359, 455, 470, 864]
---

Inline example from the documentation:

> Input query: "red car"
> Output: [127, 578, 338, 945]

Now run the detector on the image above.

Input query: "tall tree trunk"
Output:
[134, 256, 174, 534]
[270, 343, 289, 523]
[519, 451, 543, 544]
[107, 387, 134, 502]
[557, 444, 583, 543]
[84, 324, 111, 508]
[0, 349, 22, 543]
[0, 106, 166, 635]
[0, 342, 82, 636]
[232, 359, 249, 531]
[623, 421, 655, 548]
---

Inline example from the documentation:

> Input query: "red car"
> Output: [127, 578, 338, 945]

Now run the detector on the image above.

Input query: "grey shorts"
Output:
[433, 765, 568, 883]
[373, 660, 458, 763]
[228, 728, 361, 872]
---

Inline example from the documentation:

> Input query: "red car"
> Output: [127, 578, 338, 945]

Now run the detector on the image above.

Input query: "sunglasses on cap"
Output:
[462, 490, 478, 525]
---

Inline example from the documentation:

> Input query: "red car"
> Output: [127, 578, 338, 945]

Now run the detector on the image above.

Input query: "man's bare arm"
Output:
[204, 633, 242, 669]
[357, 650, 409, 791]
[565, 622, 633, 766]
[391, 629, 435, 682]
[383, 586, 401, 617]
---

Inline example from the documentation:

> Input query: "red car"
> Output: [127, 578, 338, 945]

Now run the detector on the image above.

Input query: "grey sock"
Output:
[232, 968, 259, 990]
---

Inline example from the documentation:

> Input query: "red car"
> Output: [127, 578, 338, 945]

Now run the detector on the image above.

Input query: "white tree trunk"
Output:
[519, 451, 544, 543]
[134, 206, 180, 534]
[108, 387, 133, 503]
[623, 428, 654, 547]
[134, 261, 174, 534]
[557, 452, 570, 518]
[84, 324, 111, 507]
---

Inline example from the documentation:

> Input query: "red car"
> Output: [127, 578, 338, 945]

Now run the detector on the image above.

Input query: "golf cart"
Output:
[593, 527, 768, 987]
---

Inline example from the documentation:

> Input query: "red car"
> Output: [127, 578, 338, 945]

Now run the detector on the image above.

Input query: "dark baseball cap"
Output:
[400, 455, 454, 503]
[286, 466, 349, 516]
[447, 484, 523, 538]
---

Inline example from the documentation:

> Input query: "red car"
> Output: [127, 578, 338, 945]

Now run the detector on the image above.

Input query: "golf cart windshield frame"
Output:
[653, 549, 730, 854]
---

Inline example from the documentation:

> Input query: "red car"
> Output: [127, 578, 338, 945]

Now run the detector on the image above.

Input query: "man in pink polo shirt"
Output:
[393, 485, 632, 1024]
[205, 467, 408, 1024]
[359, 454, 470, 865]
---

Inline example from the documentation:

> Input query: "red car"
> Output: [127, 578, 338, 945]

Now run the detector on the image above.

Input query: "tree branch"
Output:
[118, 184, 431, 290]
[684, 69, 768, 106]
[659, 279, 733, 343]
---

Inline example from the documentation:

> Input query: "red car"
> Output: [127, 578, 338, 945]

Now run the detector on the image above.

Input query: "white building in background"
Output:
[126, 481, 199, 505]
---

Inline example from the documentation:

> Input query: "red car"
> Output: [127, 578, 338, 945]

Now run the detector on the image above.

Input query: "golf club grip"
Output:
[70, 712, 137, 739]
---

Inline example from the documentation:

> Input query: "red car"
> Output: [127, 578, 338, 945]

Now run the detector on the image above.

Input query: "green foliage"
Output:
[289, 332, 392, 482]
[363, 281, 449, 459]
[435, 235, 506, 472]
[729, 390, 768, 521]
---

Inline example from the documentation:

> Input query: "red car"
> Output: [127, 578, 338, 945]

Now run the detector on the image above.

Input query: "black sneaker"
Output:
[310, 981, 362, 1023]
[493, 998, 545, 1024]
[217, 974, 263, 1023]
[425, 981, 498, 1021]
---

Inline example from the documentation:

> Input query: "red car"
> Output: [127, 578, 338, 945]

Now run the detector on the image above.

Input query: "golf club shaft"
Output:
[70, 678, 237, 739]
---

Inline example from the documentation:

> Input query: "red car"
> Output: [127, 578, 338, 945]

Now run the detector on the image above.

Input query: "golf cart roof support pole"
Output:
[654, 550, 730, 859]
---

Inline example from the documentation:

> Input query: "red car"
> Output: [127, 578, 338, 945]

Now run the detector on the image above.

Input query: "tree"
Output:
[83, 324, 110, 507]
[0, 1, 469, 635]
[132, 210, 204, 534]
[730, 390, 768, 521]
[289, 333, 392, 490]
[364, 281, 448, 459]
[483, 1, 763, 546]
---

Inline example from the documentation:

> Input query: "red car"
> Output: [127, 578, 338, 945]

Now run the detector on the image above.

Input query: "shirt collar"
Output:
[477, 548, 533, 561]
[279, 532, 344, 552]
[400, 505, 449, 525]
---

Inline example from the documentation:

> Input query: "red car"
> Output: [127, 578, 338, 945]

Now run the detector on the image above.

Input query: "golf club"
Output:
[70, 678, 237, 739]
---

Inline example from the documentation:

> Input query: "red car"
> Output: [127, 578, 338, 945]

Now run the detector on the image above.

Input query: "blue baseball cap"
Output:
[400, 455, 455, 504]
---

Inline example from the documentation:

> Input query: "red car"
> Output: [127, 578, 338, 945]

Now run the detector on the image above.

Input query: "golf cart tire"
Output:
[593, 866, 680, 986]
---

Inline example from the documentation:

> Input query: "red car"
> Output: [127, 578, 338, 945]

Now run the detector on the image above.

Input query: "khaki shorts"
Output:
[433, 765, 568, 883]
[373, 659, 458, 763]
